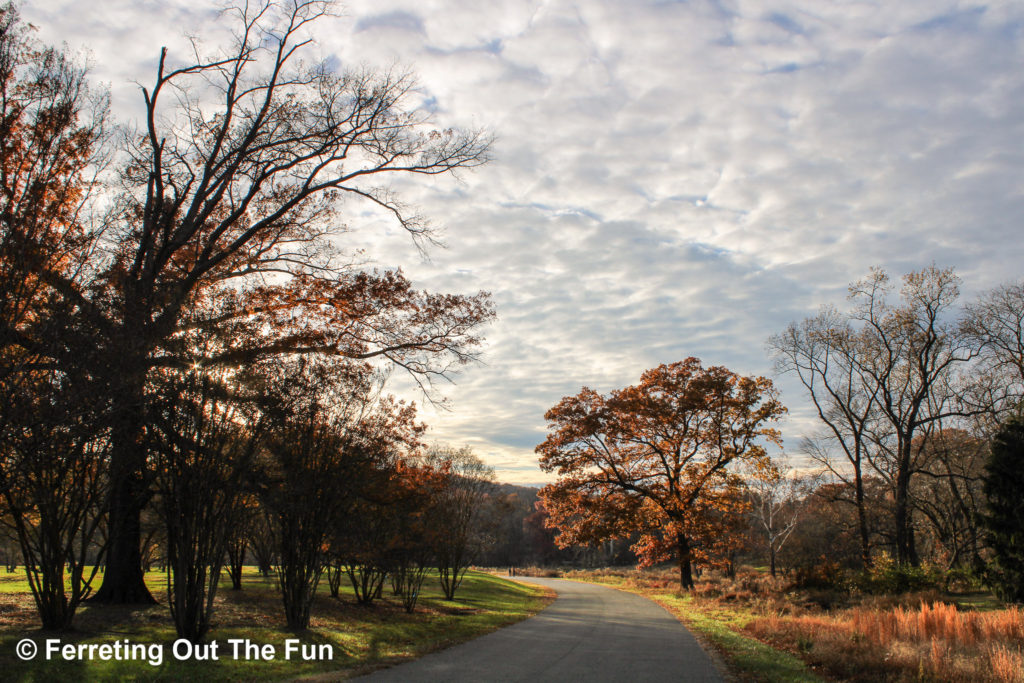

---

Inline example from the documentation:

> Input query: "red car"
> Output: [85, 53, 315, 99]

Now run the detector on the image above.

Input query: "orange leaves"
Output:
[537, 358, 786, 586]
[169, 268, 493, 385]
[1, 5, 106, 347]
[537, 357, 785, 490]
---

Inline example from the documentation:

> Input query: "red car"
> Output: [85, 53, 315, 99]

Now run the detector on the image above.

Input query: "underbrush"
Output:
[749, 602, 1024, 682]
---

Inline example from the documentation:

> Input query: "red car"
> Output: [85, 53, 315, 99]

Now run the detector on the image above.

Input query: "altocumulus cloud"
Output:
[27, 0, 1024, 484]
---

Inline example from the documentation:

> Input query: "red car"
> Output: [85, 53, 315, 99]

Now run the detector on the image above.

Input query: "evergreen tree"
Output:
[981, 415, 1024, 603]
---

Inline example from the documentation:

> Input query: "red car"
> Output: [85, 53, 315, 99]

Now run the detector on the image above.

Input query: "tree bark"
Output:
[227, 538, 246, 591]
[854, 470, 872, 569]
[894, 440, 918, 566]
[91, 473, 156, 604]
[677, 533, 694, 591]
[91, 355, 157, 605]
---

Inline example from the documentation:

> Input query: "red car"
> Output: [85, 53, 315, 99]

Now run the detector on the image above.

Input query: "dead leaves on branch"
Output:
[537, 358, 787, 581]
[167, 269, 494, 381]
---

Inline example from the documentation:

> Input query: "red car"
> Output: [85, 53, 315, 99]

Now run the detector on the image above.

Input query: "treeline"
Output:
[767, 267, 1024, 600]
[0, 0, 498, 641]
[531, 267, 1024, 600]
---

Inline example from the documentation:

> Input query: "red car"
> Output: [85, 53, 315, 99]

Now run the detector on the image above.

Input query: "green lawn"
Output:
[0, 567, 553, 681]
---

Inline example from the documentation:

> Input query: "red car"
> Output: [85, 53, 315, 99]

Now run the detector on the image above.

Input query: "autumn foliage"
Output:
[0, 0, 498, 637]
[0, 3, 110, 630]
[537, 358, 786, 589]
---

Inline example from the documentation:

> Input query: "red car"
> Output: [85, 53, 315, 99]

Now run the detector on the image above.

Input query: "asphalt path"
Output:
[355, 576, 725, 682]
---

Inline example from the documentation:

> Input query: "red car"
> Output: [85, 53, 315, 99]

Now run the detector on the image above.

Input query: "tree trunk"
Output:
[894, 442, 917, 566]
[90, 331, 159, 605]
[854, 469, 872, 569]
[227, 538, 246, 591]
[91, 473, 156, 604]
[91, 373, 157, 605]
[677, 533, 694, 591]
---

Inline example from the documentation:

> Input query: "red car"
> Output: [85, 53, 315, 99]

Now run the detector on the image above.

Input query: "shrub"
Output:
[790, 557, 847, 590]
[852, 552, 942, 594]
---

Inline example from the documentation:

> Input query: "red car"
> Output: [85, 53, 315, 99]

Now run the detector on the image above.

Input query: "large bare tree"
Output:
[77, 0, 493, 603]
[773, 267, 980, 566]
[768, 308, 878, 567]
[849, 267, 979, 565]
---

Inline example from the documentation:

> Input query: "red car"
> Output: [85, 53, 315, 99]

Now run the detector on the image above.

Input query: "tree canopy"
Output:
[537, 358, 786, 589]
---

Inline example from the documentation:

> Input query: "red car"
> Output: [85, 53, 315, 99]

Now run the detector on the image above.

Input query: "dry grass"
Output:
[507, 566, 563, 578]
[749, 599, 1024, 682]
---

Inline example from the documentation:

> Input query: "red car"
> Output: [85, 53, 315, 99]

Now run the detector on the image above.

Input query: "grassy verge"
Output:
[552, 567, 1022, 683]
[562, 572, 822, 682]
[0, 567, 554, 681]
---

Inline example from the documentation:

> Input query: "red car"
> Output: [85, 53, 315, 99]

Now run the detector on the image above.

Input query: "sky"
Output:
[24, 0, 1024, 485]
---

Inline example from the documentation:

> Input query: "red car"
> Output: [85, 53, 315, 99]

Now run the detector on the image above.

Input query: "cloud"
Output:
[354, 11, 425, 35]
[26, 0, 1024, 484]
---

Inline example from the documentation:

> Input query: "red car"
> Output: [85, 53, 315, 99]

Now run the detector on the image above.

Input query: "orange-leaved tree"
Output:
[537, 358, 785, 590]
[0, 3, 111, 630]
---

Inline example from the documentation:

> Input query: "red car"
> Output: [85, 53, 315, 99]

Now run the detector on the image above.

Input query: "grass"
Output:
[747, 601, 1024, 682]
[538, 566, 1024, 683]
[0, 566, 553, 681]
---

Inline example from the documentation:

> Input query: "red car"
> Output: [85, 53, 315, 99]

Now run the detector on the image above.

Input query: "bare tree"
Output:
[848, 267, 979, 565]
[769, 309, 878, 567]
[745, 457, 818, 577]
[774, 266, 980, 567]
[81, 0, 493, 603]
[424, 445, 495, 600]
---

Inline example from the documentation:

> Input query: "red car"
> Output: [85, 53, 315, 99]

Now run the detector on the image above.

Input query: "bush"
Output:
[852, 553, 942, 594]
[790, 557, 847, 591]
[942, 566, 986, 593]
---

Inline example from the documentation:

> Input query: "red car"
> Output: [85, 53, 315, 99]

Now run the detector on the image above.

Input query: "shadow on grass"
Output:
[1, 571, 550, 681]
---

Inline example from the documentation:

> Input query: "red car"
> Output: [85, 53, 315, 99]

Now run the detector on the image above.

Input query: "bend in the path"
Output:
[355, 576, 724, 682]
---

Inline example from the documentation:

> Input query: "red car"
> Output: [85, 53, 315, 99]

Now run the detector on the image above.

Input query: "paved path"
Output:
[355, 576, 724, 682]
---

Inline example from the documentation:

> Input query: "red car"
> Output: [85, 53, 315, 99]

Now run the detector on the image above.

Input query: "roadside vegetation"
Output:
[0, 568, 552, 681]
[520, 565, 1022, 683]
[519, 266, 1024, 681]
